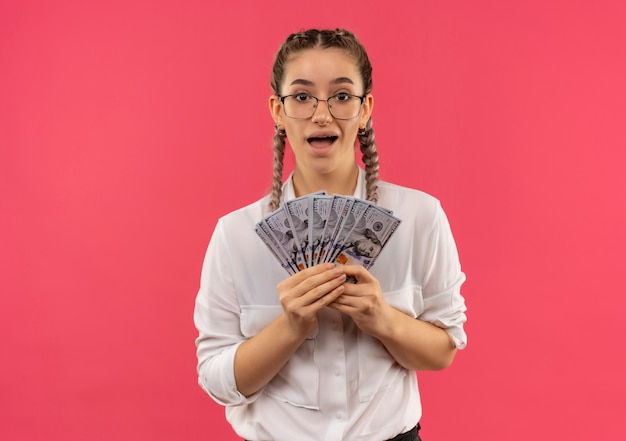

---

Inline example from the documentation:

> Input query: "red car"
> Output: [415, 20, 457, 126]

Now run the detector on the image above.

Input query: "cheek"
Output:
[283, 122, 303, 143]
[341, 129, 360, 149]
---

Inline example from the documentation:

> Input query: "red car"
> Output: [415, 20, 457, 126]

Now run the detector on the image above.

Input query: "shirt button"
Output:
[334, 370, 341, 376]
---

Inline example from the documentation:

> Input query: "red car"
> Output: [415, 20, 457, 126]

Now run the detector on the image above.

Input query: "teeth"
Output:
[309, 135, 336, 139]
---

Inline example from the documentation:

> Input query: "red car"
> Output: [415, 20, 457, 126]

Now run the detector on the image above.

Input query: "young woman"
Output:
[194, 29, 468, 441]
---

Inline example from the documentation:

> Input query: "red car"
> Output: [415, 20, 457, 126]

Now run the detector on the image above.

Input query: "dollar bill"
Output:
[334, 204, 402, 269]
[319, 196, 351, 263]
[263, 208, 300, 271]
[254, 222, 297, 275]
[308, 194, 333, 266]
[284, 194, 315, 271]
[327, 198, 372, 263]
[255, 194, 401, 274]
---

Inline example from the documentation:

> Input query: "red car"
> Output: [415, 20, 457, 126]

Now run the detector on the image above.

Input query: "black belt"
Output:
[386, 424, 420, 441]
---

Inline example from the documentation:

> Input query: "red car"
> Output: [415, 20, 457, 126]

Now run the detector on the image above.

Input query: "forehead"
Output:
[282, 48, 362, 90]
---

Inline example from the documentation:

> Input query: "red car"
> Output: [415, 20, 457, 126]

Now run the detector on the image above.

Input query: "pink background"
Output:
[2, 0, 625, 439]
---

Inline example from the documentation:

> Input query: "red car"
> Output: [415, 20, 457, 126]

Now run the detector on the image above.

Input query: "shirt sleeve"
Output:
[418, 202, 468, 349]
[193, 219, 263, 406]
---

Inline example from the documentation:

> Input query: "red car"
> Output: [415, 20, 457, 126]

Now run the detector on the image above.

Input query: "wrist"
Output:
[278, 313, 317, 343]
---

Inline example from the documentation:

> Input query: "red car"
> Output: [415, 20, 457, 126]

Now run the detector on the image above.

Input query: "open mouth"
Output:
[307, 135, 338, 147]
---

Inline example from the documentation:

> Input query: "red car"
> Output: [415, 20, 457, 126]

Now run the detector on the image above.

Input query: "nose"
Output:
[311, 99, 332, 124]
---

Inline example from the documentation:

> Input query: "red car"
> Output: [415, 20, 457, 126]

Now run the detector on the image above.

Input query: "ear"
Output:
[269, 95, 284, 127]
[360, 93, 374, 128]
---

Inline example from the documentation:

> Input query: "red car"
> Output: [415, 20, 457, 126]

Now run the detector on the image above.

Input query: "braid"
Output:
[358, 118, 380, 203]
[269, 126, 286, 211]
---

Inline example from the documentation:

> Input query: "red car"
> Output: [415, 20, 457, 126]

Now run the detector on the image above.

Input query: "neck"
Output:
[293, 164, 359, 197]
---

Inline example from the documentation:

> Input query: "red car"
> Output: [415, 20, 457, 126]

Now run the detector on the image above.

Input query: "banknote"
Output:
[318, 196, 350, 264]
[254, 222, 297, 275]
[334, 203, 402, 269]
[262, 208, 299, 271]
[254, 194, 401, 275]
[308, 194, 333, 267]
[326, 198, 372, 263]
[322, 197, 355, 263]
[284, 194, 314, 271]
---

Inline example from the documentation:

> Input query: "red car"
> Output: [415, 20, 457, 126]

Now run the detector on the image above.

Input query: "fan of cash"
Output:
[255, 192, 401, 275]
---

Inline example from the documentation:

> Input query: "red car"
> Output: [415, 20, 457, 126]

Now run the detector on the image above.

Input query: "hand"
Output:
[277, 263, 347, 338]
[328, 265, 393, 336]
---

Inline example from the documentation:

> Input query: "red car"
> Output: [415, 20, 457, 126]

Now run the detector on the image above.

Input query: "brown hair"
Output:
[269, 29, 380, 211]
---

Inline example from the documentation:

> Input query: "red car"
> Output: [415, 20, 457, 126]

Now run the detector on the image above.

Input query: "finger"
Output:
[315, 284, 345, 308]
[301, 271, 347, 306]
[280, 265, 346, 311]
[340, 265, 375, 284]
[328, 291, 358, 309]
[278, 262, 336, 290]
[296, 265, 344, 292]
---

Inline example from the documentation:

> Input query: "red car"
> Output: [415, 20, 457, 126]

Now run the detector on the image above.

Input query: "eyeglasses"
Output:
[279, 93, 365, 120]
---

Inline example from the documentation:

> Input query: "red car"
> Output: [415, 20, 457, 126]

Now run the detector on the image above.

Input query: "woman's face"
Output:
[270, 48, 373, 179]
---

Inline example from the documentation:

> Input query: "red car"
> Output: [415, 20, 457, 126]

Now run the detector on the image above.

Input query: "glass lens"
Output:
[284, 95, 315, 119]
[328, 95, 362, 119]
[283, 95, 362, 119]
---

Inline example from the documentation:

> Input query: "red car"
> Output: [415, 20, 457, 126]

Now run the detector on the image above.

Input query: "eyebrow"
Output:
[289, 77, 356, 87]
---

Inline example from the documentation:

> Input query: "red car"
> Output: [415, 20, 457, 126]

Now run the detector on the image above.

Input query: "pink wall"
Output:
[2, 1, 625, 439]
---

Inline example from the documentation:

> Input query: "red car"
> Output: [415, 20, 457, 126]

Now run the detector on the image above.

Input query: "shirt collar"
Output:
[282, 167, 366, 203]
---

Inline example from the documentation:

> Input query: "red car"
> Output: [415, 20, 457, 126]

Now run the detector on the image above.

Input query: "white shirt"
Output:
[194, 168, 467, 441]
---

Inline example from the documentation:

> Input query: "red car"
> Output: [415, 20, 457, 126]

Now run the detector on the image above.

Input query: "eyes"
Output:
[293, 92, 352, 102]
[293, 93, 312, 102]
[280, 92, 365, 120]
[334, 92, 352, 102]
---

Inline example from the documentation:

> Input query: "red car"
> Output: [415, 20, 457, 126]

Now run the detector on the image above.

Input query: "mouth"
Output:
[307, 135, 338, 148]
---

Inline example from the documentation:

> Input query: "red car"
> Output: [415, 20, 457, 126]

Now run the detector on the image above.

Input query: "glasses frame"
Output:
[278, 93, 366, 120]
